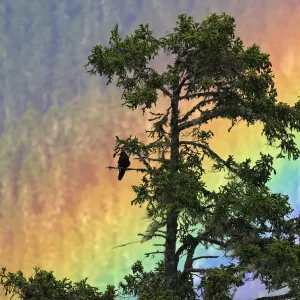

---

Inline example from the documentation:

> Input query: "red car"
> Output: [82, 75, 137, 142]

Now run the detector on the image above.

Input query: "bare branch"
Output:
[192, 255, 219, 262]
[106, 166, 147, 173]
[175, 233, 227, 265]
[144, 250, 164, 258]
[185, 268, 208, 274]
[112, 240, 141, 249]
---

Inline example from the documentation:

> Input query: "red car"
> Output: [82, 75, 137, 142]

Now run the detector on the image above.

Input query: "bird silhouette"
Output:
[118, 151, 130, 180]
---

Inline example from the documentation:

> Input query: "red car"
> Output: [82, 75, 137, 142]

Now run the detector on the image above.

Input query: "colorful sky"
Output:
[1, 1, 300, 299]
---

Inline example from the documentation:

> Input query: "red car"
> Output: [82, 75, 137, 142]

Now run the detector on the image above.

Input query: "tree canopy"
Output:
[2, 12, 300, 300]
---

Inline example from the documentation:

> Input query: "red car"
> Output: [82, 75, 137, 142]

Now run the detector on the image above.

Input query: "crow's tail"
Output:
[118, 169, 126, 181]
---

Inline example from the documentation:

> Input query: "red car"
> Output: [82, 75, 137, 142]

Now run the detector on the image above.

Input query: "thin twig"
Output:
[112, 240, 141, 249]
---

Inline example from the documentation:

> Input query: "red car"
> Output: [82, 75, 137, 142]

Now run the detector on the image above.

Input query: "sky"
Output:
[1, 1, 300, 299]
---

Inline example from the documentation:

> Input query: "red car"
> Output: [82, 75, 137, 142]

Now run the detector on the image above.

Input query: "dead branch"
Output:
[112, 240, 141, 249]
[144, 250, 164, 258]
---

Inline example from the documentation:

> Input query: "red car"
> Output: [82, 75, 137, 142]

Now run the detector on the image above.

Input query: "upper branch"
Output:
[178, 96, 215, 123]
[175, 233, 227, 267]
[174, 75, 189, 95]
[160, 85, 173, 98]
[178, 91, 216, 101]
[178, 106, 226, 131]
[179, 141, 238, 175]
[142, 67, 173, 98]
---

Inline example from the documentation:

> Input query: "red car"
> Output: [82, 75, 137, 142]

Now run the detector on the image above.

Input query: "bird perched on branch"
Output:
[118, 151, 130, 181]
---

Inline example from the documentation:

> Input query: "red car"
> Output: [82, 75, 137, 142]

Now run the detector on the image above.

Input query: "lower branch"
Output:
[192, 255, 219, 262]
[175, 233, 226, 264]
[144, 251, 164, 258]
[106, 166, 147, 173]
[138, 233, 166, 240]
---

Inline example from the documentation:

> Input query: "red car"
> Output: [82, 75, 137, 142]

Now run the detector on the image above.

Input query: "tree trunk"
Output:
[165, 95, 180, 289]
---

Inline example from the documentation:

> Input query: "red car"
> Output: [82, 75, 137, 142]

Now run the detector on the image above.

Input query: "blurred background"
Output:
[0, 1, 299, 299]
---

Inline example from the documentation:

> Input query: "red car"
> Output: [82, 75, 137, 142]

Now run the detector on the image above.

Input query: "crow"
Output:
[118, 151, 130, 181]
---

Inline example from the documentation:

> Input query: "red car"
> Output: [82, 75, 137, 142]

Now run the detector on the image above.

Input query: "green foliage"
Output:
[0, 267, 117, 300]
[119, 260, 196, 300]
[198, 264, 244, 300]
[86, 12, 300, 299]
[85, 23, 162, 113]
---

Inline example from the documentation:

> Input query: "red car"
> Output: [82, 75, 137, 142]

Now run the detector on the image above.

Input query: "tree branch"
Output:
[135, 152, 153, 171]
[142, 67, 173, 98]
[133, 157, 162, 162]
[112, 240, 141, 249]
[175, 233, 227, 268]
[255, 289, 296, 300]
[106, 166, 147, 173]
[181, 240, 198, 278]
[178, 91, 216, 101]
[160, 85, 173, 98]
[192, 255, 219, 262]
[179, 141, 238, 175]
[174, 75, 189, 95]
[144, 251, 164, 258]
[185, 268, 208, 274]
[178, 106, 226, 131]
[178, 97, 215, 123]
[138, 233, 166, 240]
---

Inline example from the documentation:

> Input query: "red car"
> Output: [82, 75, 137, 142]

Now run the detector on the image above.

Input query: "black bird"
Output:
[118, 151, 130, 181]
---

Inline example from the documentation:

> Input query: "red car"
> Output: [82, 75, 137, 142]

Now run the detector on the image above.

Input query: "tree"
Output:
[84, 12, 300, 299]
[2, 12, 300, 300]
[0, 266, 117, 300]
